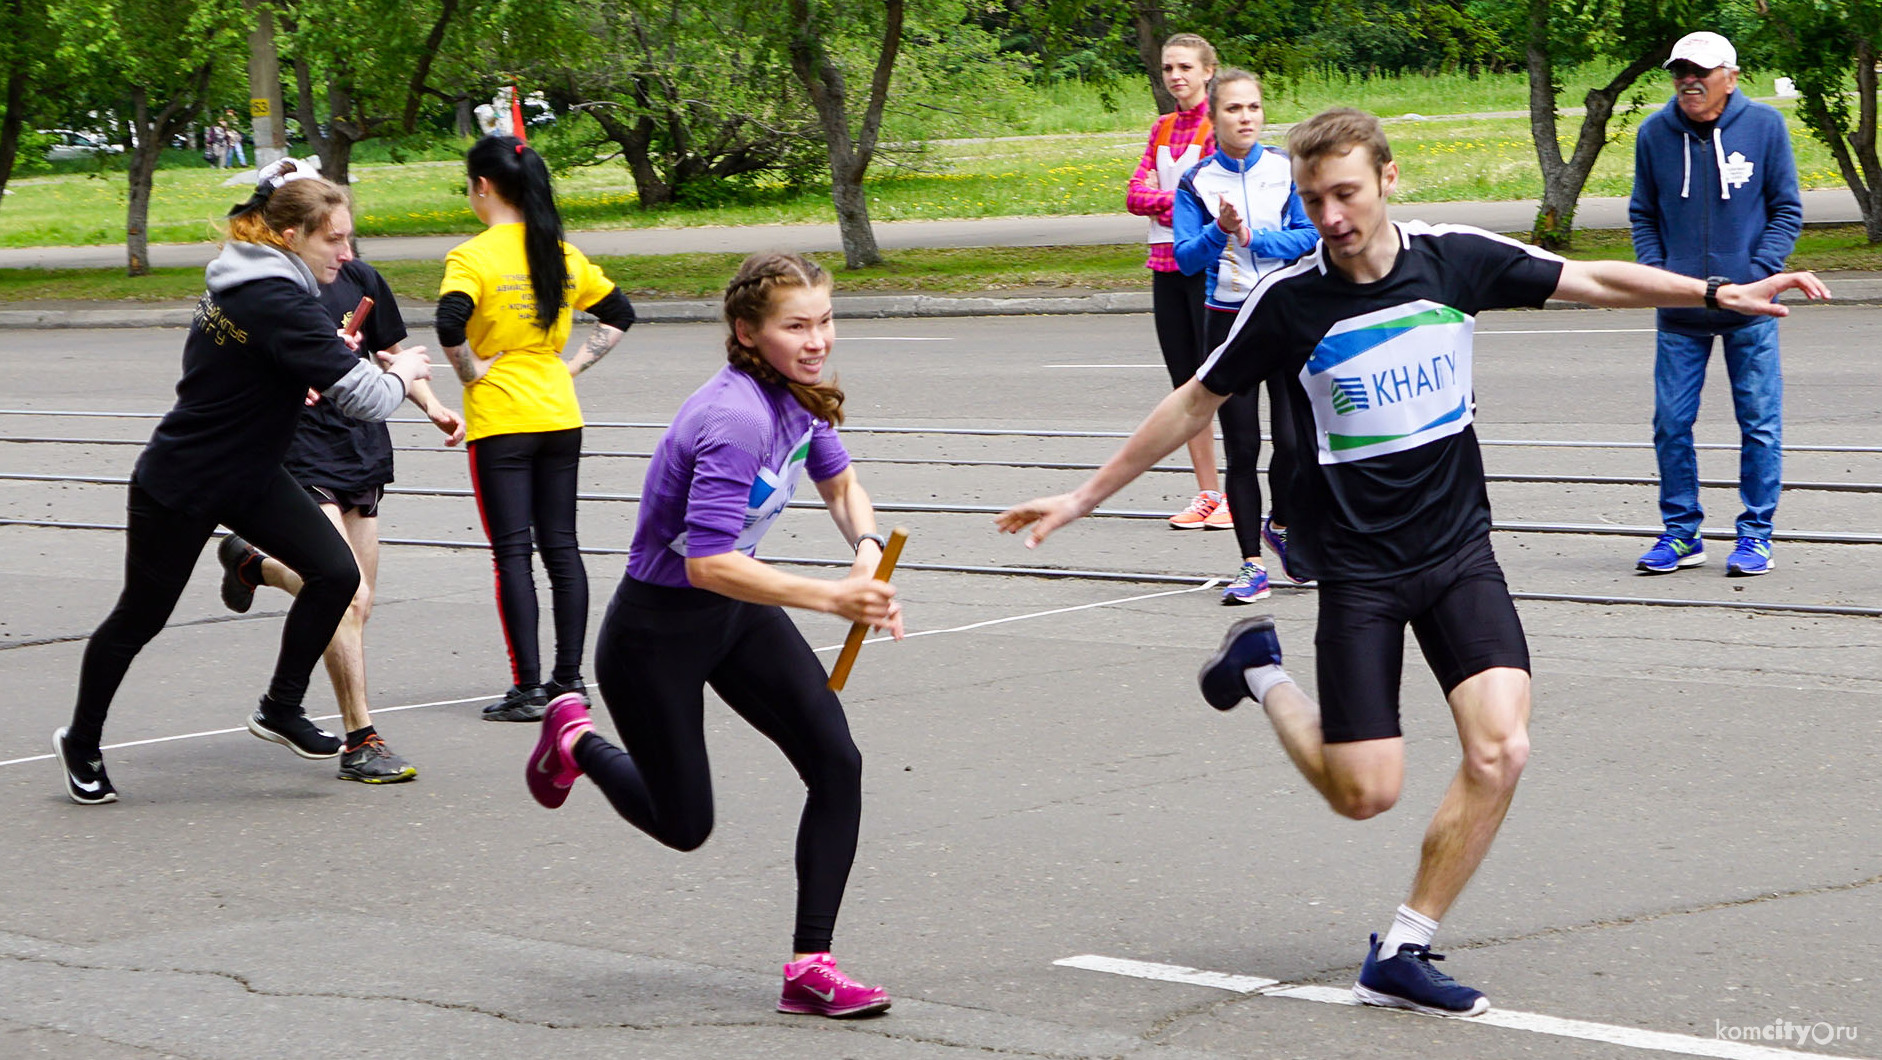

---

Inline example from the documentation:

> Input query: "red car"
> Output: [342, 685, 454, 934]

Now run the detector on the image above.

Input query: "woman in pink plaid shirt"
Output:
[1127, 33, 1225, 530]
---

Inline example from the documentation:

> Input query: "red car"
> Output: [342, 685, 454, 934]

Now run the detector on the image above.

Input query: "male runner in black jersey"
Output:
[998, 107, 1827, 1017]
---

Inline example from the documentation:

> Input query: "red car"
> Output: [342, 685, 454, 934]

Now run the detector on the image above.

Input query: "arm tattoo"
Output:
[572, 324, 623, 376]
[442, 344, 479, 384]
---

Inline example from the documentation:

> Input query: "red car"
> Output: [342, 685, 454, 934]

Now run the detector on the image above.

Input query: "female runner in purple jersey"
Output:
[524, 252, 904, 1019]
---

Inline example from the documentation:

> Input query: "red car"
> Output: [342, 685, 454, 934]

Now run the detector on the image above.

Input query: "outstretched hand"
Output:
[995, 492, 1091, 550]
[1722, 271, 1832, 317]
[429, 403, 467, 446]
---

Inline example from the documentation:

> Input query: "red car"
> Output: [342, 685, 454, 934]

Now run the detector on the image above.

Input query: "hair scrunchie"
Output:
[226, 157, 323, 217]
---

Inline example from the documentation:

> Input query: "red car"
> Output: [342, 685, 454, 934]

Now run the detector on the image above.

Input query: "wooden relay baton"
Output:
[344, 295, 375, 338]
[825, 527, 908, 692]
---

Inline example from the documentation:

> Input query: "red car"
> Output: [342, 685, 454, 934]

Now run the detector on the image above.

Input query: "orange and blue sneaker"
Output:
[1636, 533, 1705, 573]
[526, 692, 593, 809]
[1169, 490, 1224, 530]
[778, 953, 891, 1018]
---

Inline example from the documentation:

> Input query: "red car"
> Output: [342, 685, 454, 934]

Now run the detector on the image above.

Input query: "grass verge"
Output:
[5, 228, 1880, 308]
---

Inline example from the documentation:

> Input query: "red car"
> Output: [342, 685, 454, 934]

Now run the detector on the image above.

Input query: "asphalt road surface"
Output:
[0, 306, 1876, 1059]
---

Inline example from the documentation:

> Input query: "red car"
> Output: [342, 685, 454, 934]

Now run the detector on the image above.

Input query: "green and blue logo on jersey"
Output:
[1303, 299, 1474, 463]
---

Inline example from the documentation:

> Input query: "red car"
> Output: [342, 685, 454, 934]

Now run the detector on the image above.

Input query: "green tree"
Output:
[1524, 0, 1717, 249]
[1762, 0, 1882, 241]
[782, 0, 905, 268]
[53, 0, 245, 274]
[507, 0, 822, 210]
[280, 0, 473, 189]
[0, 0, 54, 208]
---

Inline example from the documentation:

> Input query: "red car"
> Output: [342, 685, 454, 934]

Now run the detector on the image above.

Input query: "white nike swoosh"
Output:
[74, 779, 101, 793]
[806, 985, 835, 1002]
[534, 752, 556, 776]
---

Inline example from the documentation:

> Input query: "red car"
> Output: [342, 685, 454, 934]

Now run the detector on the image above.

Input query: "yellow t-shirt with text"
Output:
[440, 224, 615, 442]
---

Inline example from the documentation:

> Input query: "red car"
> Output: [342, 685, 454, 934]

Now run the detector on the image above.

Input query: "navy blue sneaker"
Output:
[1197, 615, 1281, 711]
[1726, 537, 1773, 576]
[1636, 533, 1705, 573]
[1354, 933, 1489, 1017]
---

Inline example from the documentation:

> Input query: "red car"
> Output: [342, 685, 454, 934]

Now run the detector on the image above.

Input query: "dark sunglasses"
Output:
[1668, 61, 1719, 80]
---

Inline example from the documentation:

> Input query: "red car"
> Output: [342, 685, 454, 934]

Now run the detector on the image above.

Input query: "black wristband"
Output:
[1705, 275, 1727, 311]
[853, 532, 888, 553]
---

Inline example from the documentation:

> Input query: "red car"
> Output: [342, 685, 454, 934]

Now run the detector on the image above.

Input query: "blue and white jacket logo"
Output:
[669, 425, 815, 557]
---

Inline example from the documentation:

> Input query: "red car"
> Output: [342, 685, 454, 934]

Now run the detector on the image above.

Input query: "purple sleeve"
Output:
[808, 419, 850, 481]
[682, 431, 762, 557]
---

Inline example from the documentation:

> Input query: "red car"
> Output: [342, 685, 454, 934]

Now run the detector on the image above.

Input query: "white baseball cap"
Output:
[1665, 31, 1738, 72]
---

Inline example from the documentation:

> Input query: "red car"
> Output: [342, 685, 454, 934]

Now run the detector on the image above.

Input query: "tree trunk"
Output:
[125, 88, 162, 276]
[785, 0, 901, 268]
[455, 96, 475, 137]
[1527, 0, 1671, 249]
[401, 0, 459, 132]
[592, 106, 672, 207]
[0, 62, 26, 209]
[1133, 0, 1174, 114]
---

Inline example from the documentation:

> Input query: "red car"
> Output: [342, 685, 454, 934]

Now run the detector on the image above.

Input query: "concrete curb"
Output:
[2, 282, 1876, 330]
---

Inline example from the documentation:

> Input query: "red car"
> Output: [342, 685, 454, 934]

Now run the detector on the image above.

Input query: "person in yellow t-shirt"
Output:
[436, 135, 638, 722]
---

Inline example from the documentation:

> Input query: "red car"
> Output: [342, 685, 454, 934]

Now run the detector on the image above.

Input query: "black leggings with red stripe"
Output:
[468, 428, 587, 688]
[580, 577, 864, 955]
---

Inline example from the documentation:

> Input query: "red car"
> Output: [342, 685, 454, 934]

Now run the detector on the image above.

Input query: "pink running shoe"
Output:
[777, 953, 891, 1018]
[526, 692, 592, 809]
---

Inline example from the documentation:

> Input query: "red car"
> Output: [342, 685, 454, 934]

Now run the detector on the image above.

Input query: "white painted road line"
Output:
[4, 586, 1218, 769]
[1060, 955, 1857, 1060]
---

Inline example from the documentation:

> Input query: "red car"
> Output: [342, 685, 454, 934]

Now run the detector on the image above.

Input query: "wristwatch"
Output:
[1705, 276, 1728, 311]
[853, 532, 888, 553]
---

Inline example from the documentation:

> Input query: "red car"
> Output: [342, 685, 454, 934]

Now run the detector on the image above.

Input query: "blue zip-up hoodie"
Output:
[1630, 89, 1802, 334]
[1172, 143, 1318, 310]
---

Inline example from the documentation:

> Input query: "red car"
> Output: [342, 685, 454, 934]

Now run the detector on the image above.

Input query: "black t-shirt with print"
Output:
[1199, 222, 1564, 583]
[282, 260, 410, 493]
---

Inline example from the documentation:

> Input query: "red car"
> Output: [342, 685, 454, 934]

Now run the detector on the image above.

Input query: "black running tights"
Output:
[68, 472, 358, 753]
[1206, 308, 1299, 558]
[581, 578, 864, 955]
[468, 428, 587, 688]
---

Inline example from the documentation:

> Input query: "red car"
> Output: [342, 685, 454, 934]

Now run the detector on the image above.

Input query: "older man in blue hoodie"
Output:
[1630, 31, 1801, 577]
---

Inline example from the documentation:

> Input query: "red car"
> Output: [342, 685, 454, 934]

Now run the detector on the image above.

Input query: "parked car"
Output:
[42, 129, 123, 161]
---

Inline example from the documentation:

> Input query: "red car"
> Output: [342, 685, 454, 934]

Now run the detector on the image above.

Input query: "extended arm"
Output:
[1551, 259, 1830, 315]
[684, 549, 901, 635]
[996, 378, 1229, 548]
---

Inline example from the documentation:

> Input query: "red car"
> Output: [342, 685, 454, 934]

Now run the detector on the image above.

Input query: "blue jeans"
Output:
[1652, 317, 1782, 540]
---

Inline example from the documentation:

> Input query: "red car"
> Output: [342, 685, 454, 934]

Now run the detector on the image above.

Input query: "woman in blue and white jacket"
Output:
[1173, 68, 1318, 603]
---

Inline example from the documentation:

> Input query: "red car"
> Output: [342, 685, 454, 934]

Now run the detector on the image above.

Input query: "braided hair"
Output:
[723, 252, 845, 426]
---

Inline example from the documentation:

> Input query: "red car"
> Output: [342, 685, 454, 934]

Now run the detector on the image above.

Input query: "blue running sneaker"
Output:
[1354, 933, 1489, 1017]
[1636, 533, 1706, 574]
[1198, 615, 1281, 711]
[1221, 561, 1271, 605]
[1261, 516, 1306, 584]
[1726, 537, 1773, 576]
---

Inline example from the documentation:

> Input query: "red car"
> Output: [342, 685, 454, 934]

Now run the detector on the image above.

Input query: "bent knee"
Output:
[660, 815, 714, 852]
[1328, 784, 1399, 821]
[1464, 731, 1530, 787]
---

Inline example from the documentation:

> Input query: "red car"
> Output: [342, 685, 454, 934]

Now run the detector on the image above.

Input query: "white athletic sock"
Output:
[1242, 664, 1294, 705]
[1379, 904, 1439, 958]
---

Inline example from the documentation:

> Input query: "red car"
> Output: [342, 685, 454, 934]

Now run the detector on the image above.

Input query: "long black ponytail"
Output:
[467, 134, 567, 330]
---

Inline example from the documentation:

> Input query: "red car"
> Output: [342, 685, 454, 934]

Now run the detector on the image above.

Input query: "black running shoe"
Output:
[53, 727, 118, 805]
[543, 674, 590, 706]
[217, 533, 260, 614]
[482, 684, 548, 722]
[337, 733, 418, 783]
[247, 700, 343, 759]
[1197, 615, 1283, 711]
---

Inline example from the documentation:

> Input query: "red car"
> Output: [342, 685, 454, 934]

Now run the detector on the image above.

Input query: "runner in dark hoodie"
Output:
[53, 160, 434, 805]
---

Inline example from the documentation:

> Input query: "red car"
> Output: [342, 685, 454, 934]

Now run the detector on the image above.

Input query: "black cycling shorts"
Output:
[305, 484, 383, 518]
[1313, 534, 1529, 744]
